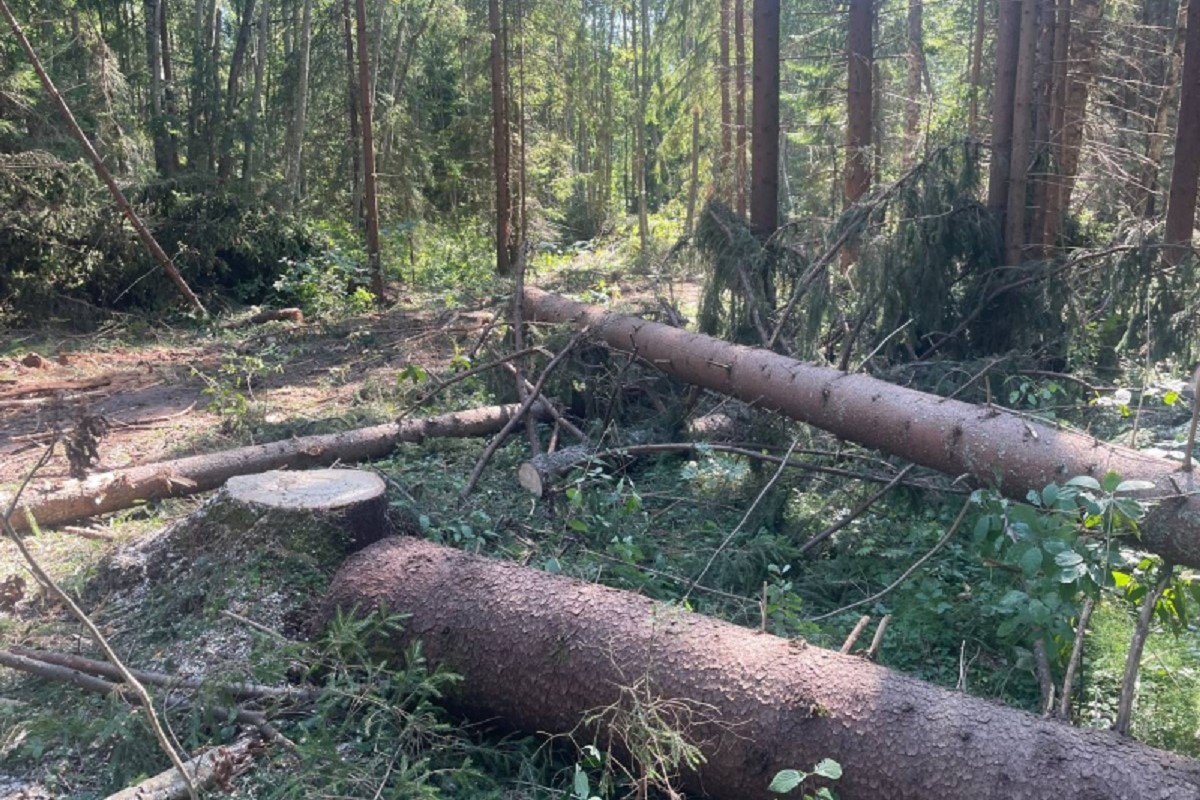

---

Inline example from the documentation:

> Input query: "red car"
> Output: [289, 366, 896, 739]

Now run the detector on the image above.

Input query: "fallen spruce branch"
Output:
[4, 401, 551, 531]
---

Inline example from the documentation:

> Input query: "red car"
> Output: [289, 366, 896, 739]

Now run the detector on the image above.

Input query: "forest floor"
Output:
[0, 258, 715, 798]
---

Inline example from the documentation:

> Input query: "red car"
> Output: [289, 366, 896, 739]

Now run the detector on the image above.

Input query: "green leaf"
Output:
[1020, 547, 1044, 576]
[1042, 484, 1059, 506]
[1114, 480, 1156, 493]
[1102, 471, 1122, 493]
[972, 516, 992, 540]
[1065, 475, 1101, 491]
[1164, 390, 1180, 406]
[812, 759, 843, 780]
[573, 766, 590, 799]
[1054, 551, 1084, 567]
[567, 518, 590, 533]
[768, 769, 806, 794]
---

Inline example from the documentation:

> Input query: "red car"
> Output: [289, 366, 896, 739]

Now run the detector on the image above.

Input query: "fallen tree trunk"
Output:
[523, 287, 1200, 569]
[5, 402, 549, 531]
[323, 537, 1200, 800]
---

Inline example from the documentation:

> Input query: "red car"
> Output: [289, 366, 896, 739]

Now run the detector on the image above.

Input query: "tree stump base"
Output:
[223, 469, 390, 554]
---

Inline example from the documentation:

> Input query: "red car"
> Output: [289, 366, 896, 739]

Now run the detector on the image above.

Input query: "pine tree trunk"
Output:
[489, 0, 512, 274]
[1164, 0, 1200, 265]
[903, 0, 924, 168]
[1040, 0, 1071, 251]
[967, 0, 986, 138]
[685, 106, 701, 235]
[344, 0, 363, 226]
[734, 0, 747, 218]
[218, 0, 258, 181]
[1004, 0, 1038, 266]
[987, 0, 1021, 216]
[718, 0, 733, 202]
[284, 0, 313, 204]
[1055, 0, 1103, 216]
[143, 0, 170, 176]
[355, 0, 385, 299]
[1140, 0, 1187, 219]
[844, 0, 872, 209]
[750, 0, 779, 240]
[637, 0, 651, 252]
[242, 0, 268, 188]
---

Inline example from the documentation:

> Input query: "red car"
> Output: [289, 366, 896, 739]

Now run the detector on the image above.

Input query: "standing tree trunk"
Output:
[842, 0, 873, 270]
[284, 0, 313, 204]
[355, 0, 385, 299]
[1163, 0, 1200, 266]
[902, 0, 924, 168]
[158, 0, 181, 173]
[967, 0, 986, 138]
[987, 0, 1021, 217]
[718, 0, 733, 203]
[242, 0, 268, 188]
[342, 0, 363, 226]
[1140, 0, 1188, 219]
[734, 0, 748, 218]
[1055, 0, 1103, 217]
[1040, 0, 1071, 251]
[218, 0, 258, 181]
[324, 536, 1200, 800]
[1003, 0, 1038, 266]
[489, 0, 512, 275]
[750, 0, 779, 240]
[685, 106, 701, 235]
[1, 0, 206, 316]
[143, 0, 171, 176]
[635, 0, 651, 255]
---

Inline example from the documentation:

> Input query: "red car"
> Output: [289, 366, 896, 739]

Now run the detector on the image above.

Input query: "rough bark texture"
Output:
[902, 0, 924, 168]
[5, 402, 548, 531]
[750, 0, 780, 239]
[354, 0, 384, 298]
[323, 537, 1200, 800]
[987, 0, 1021, 216]
[718, 0, 733, 202]
[1004, 0, 1038, 265]
[523, 287, 1200, 569]
[1164, 0, 1200, 264]
[734, 0, 747, 218]
[489, 0, 511, 275]
[844, 0, 872, 210]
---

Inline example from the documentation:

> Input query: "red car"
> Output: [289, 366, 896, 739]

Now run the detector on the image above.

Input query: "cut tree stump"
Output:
[224, 469, 389, 553]
[321, 537, 1200, 800]
[6, 401, 549, 532]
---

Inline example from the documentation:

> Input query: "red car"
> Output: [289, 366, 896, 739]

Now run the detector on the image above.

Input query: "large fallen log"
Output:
[322, 537, 1200, 800]
[5, 402, 549, 531]
[523, 287, 1200, 569]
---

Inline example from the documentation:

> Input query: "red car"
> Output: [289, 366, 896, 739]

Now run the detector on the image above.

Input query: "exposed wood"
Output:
[523, 287, 1200, 569]
[517, 444, 592, 496]
[4, 402, 550, 531]
[322, 536, 1200, 800]
[225, 468, 389, 552]
[106, 737, 257, 800]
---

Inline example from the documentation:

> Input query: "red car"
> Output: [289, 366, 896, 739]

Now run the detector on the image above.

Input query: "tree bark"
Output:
[902, 0, 924, 168]
[685, 106, 701, 235]
[1164, 0, 1200, 265]
[987, 0, 1021, 216]
[355, 0, 385, 299]
[734, 0, 747, 218]
[967, 0, 986, 138]
[343, 0, 363, 226]
[522, 287, 1200, 569]
[4, 403, 550, 532]
[1139, 0, 1187, 220]
[1040, 0, 1071, 251]
[0, 0, 206, 316]
[242, 0, 269, 187]
[489, 0, 512, 275]
[1055, 0, 1103, 216]
[284, 0, 313, 205]
[844, 0, 872, 210]
[718, 0, 733, 202]
[323, 536, 1200, 800]
[750, 0, 780, 240]
[218, 0, 259, 181]
[1004, 0, 1038, 265]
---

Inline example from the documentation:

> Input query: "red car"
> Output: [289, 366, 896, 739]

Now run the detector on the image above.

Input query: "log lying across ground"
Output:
[524, 287, 1200, 569]
[323, 537, 1200, 800]
[5, 402, 549, 531]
